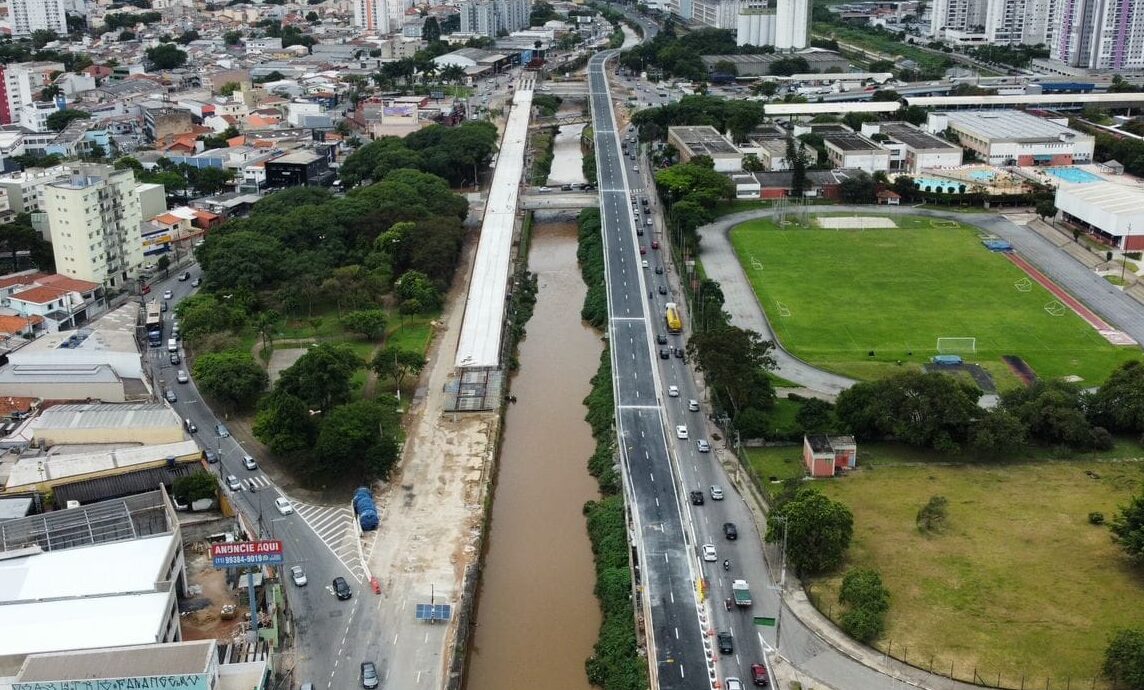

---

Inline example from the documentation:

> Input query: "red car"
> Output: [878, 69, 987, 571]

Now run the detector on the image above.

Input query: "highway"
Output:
[145, 269, 374, 690]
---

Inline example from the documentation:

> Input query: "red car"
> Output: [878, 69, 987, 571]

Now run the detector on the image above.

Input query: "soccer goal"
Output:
[936, 337, 977, 354]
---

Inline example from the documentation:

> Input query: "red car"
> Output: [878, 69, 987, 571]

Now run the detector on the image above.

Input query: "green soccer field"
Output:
[729, 216, 1142, 385]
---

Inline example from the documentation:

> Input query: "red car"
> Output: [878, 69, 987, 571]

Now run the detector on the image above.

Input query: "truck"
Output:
[665, 302, 682, 334]
[145, 301, 162, 347]
[732, 579, 752, 607]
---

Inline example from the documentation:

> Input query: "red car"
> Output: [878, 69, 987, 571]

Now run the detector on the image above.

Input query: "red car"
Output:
[652, 240, 660, 249]
[639, 246, 647, 255]
[141, 284, 151, 295]
[751, 664, 769, 686]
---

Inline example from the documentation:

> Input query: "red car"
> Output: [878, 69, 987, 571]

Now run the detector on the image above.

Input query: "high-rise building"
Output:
[353, 0, 391, 33]
[736, 0, 808, 49]
[0, 61, 65, 126]
[929, 0, 988, 37]
[1053, 0, 1144, 69]
[458, 0, 529, 37]
[45, 164, 145, 288]
[8, 0, 68, 37]
[983, 0, 1057, 45]
[693, 0, 739, 29]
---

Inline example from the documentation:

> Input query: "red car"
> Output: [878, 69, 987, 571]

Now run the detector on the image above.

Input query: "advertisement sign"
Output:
[15, 674, 210, 690]
[211, 539, 283, 568]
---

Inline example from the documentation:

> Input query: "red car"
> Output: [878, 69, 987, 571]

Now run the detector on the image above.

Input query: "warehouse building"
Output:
[667, 126, 744, 172]
[925, 110, 1094, 166]
[26, 403, 185, 447]
[1055, 182, 1144, 251]
[860, 121, 962, 174]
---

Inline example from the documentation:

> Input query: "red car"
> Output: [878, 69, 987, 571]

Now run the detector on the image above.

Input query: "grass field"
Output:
[807, 461, 1144, 685]
[729, 216, 1141, 385]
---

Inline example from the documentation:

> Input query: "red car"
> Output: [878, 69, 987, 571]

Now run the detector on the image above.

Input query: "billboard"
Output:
[211, 539, 283, 568]
[15, 674, 210, 690]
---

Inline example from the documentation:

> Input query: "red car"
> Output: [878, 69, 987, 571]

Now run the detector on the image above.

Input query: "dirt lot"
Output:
[181, 547, 251, 643]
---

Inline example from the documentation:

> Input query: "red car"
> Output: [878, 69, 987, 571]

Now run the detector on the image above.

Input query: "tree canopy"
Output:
[192, 349, 268, 411]
[766, 487, 853, 576]
[145, 42, 187, 69]
[275, 343, 362, 412]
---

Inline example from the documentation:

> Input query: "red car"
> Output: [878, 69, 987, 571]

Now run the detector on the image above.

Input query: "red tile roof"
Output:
[36, 274, 99, 292]
[10, 286, 66, 304]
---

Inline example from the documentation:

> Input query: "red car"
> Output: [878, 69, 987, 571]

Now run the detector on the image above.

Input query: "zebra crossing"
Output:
[292, 501, 365, 581]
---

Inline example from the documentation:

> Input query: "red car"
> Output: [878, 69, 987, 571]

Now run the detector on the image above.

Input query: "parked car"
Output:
[191, 277, 201, 287]
[225, 475, 241, 491]
[689, 490, 704, 505]
[275, 497, 294, 515]
[723, 522, 738, 540]
[333, 576, 352, 600]
[204, 450, 219, 464]
[290, 565, 307, 586]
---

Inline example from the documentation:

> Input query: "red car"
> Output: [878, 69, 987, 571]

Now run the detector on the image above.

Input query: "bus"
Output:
[145, 301, 162, 347]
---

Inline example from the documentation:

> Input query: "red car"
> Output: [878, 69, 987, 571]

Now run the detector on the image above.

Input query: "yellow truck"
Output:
[665, 302, 682, 334]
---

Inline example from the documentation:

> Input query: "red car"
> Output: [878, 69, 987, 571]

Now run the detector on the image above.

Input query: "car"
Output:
[668, 385, 679, 397]
[639, 246, 646, 255]
[178, 271, 191, 281]
[561, 184, 573, 191]
[537, 186, 551, 192]
[242, 454, 257, 470]
[176, 369, 188, 383]
[689, 490, 704, 505]
[216, 424, 230, 437]
[652, 240, 659, 249]
[751, 664, 770, 686]
[646, 218, 653, 226]
[636, 228, 644, 236]
[726, 678, 745, 690]
[290, 565, 307, 586]
[360, 662, 379, 689]
[658, 285, 667, 295]
[225, 475, 242, 491]
[659, 348, 670, 359]
[689, 399, 700, 411]
[633, 165, 640, 172]
[676, 425, 688, 439]
[702, 543, 717, 561]
[142, 262, 156, 271]
[674, 347, 684, 359]
[275, 497, 294, 515]
[717, 631, 734, 654]
[205, 450, 219, 464]
[161, 301, 168, 312]
[657, 333, 668, 345]
[165, 389, 177, 403]
[184, 418, 197, 433]
[723, 522, 738, 540]
[142, 284, 151, 295]
[191, 277, 201, 287]
[697, 439, 711, 453]
[642, 259, 649, 269]
[162, 289, 173, 299]
[710, 485, 724, 500]
[655, 266, 664, 274]
[333, 576, 352, 600]
[169, 352, 180, 365]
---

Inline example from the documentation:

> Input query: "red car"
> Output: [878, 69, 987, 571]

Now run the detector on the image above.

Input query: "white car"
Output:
[710, 485, 724, 500]
[275, 497, 294, 515]
[725, 679, 744, 690]
[702, 543, 717, 562]
[176, 369, 188, 383]
[290, 565, 307, 586]
[676, 425, 688, 439]
[667, 385, 679, 397]
[688, 399, 700, 412]
[225, 475, 241, 491]
[697, 439, 710, 453]
[642, 259, 649, 269]
[162, 289, 173, 300]
[242, 454, 258, 470]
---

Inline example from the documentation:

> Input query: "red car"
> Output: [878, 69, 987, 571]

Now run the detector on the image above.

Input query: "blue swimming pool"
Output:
[1045, 166, 1102, 184]
[913, 177, 964, 193]
[966, 169, 996, 182]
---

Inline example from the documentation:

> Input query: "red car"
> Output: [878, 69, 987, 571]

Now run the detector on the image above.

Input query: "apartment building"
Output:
[8, 0, 67, 37]
[0, 61, 65, 126]
[1053, 0, 1144, 69]
[929, 0, 988, 37]
[353, 0, 391, 33]
[458, 0, 529, 36]
[0, 165, 71, 219]
[45, 165, 144, 288]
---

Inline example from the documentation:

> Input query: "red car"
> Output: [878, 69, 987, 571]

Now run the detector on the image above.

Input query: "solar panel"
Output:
[415, 603, 452, 621]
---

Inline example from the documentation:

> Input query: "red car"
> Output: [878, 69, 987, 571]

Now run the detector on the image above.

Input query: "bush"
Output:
[838, 567, 890, 644]
[841, 606, 884, 643]
[916, 495, 949, 534]
[1090, 511, 1106, 525]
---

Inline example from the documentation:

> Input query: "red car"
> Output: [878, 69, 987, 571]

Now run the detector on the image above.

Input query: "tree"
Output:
[192, 349, 268, 411]
[1104, 627, 1144, 689]
[835, 371, 981, 451]
[1087, 360, 1144, 434]
[0, 216, 49, 272]
[1001, 379, 1104, 450]
[686, 325, 777, 415]
[224, 30, 243, 45]
[145, 43, 187, 69]
[394, 269, 441, 312]
[171, 471, 217, 504]
[119, 30, 136, 41]
[1035, 199, 1058, 223]
[967, 408, 1027, 457]
[371, 346, 426, 391]
[787, 136, 807, 197]
[253, 390, 316, 454]
[341, 309, 387, 340]
[765, 487, 853, 576]
[157, 254, 171, 278]
[219, 81, 241, 97]
[45, 109, 91, 132]
[276, 343, 361, 412]
[255, 309, 280, 351]
[312, 401, 401, 478]
[795, 398, 835, 434]
[175, 293, 245, 342]
[1111, 495, 1144, 567]
[839, 172, 877, 204]
[305, 10, 319, 21]
[422, 16, 441, 42]
[31, 29, 57, 49]
[176, 29, 200, 44]
[838, 567, 890, 643]
[741, 153, 765, 172]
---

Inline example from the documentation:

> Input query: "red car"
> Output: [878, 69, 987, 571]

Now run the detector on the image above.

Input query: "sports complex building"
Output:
[1056, 181, 1144, 250]
[924, 110, 1094, 166]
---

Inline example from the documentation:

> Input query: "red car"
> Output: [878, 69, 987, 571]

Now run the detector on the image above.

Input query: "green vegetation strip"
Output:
[579, 209, 647, 690]
[730, 216, 1139, 385]
[810, 460, 1144, 685]
[531, 127, 557, 186]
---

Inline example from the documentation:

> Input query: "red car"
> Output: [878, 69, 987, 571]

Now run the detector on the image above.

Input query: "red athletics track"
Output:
[1005, 253, 1112, 330]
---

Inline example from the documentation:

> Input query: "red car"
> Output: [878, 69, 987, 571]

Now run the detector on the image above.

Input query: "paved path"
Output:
[698, 206, 1144, 395]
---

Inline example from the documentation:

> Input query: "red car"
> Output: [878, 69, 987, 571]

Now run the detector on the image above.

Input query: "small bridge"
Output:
[519, 192, 599, 210]
[531, 113, 591, 128]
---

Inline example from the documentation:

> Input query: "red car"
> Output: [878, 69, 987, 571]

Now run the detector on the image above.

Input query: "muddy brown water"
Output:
[464, 221, 603, 690]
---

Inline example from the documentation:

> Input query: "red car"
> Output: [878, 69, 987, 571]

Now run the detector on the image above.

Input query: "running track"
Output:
[1006, 252, 1113, 330]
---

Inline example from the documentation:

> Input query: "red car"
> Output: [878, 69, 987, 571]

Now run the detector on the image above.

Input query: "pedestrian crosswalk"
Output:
[292, 501, 365, 581]
[245, 474, 273, 489]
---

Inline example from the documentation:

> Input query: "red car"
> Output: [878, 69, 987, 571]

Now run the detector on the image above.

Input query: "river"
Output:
[464, 219, 603, 690]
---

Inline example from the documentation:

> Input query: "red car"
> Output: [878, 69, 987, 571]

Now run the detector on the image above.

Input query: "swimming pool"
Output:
[913, 177, 965, 193]
[1045, 166, 1102, 184]
[966, 169, 996, 182]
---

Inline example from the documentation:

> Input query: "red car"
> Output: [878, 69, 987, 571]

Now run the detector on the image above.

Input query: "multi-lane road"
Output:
[146, 269, 376, 690]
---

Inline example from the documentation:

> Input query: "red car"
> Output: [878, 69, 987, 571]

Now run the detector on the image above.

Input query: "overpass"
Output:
[519, 192, 599, 209]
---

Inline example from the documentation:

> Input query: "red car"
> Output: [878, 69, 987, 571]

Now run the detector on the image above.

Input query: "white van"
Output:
[167, 338, 178, 353]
